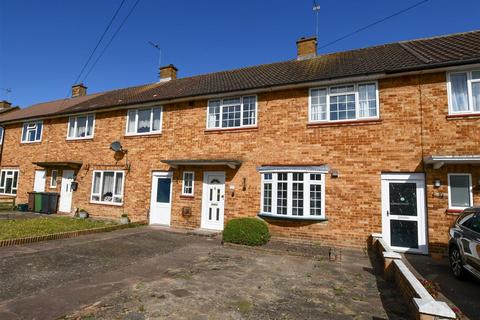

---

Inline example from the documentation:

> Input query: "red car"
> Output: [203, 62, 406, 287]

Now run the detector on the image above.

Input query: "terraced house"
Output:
[1, 30, 480, 254]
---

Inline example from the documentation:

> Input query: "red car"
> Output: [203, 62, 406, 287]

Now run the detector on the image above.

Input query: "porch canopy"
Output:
[32, 161, 83, 170]
[423, 155, 480, 169]
[161, 159, 242, 169]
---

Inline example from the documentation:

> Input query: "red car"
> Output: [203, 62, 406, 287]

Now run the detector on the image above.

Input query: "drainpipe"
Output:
[0, 125, 5, 166]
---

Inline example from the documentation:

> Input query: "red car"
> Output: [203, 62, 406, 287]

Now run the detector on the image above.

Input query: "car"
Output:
[448, 207, 480, 280]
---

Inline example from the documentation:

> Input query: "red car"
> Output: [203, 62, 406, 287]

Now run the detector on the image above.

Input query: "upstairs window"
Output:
[207, 96, 257, 129]
[91, 170, 124, 205]
[126, 107, 162, 135]
[309, 82, 378, 122]
[260, 170, 326, 219]
[67, 114, 95, 139]
[21, 121, 43, 143]
[448, 173, 472, 209]
[0, 127, 3, 144]
[0, 169, 19, 195]
[448, 70, 480, 114]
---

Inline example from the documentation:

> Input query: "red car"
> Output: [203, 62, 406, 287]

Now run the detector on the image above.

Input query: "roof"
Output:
[2, 30, 480, 123]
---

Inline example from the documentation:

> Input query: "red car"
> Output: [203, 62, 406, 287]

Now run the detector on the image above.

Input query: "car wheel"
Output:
[449, 245, 465, 279]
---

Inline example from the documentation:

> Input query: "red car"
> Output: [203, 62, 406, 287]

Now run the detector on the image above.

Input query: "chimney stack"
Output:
[159, 64, 178, 82]
[296, 36, 317, 60]
[0, 100, 12, 110]
[71, 83, 87, 98]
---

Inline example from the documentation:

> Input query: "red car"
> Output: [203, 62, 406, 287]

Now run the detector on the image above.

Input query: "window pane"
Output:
[137, 109, 151, 133]
[5, 177, 12, 194]
[222, 104, 241, 128]
[12, 171, 18, 190]
[472, 71, 480, 79]
[68, 118, 75, 137]
[101, 172, 114, 202]
[331, 85, 354, 94]
[263, 182, 272, 212]
[152, 108, 161, 131]
[208, 100, 220, 128]
[0, 171, 5, 187]
[156, 178, 171, 203]
[114, 172, 123, 196]
[87, 115, 94, 136]
[450, 175, 471, 207]
[22, 124, 27, 141]
[28, 127, 36, 142]
[35, 122, 42, 140]
[51, 170, 57, 187]
[292, 181, 304, 216]
[183, 172, 193, 194]
[310, 89, 327, 121]
[310, 184, 322, 216]
[76, 116, 87, 137]
[277, 181, 288, 215]
[450, 73, 469, 112]
[127, 110, 136, 133]
[389, 183, 417, 216]
[390, 220, 419, 249]
[242, 96, 256, 126]
[93, 172, 101, 194]
[472, 82, 480, 112]
[358, 83, 377, 118]
[330, 93, 355, 121]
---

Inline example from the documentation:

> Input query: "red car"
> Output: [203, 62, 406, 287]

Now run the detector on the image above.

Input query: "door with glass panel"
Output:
[149, 172, 172, 225]
[381, 173, 427, 254]
[201, 172, 225, 230]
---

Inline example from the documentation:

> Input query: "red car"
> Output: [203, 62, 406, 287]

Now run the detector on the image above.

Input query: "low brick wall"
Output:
[0, 221, 147, 247]
[371, 234, 456, 320]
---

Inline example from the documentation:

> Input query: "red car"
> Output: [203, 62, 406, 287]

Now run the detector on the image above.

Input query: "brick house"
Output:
[1, 30, 480, 254]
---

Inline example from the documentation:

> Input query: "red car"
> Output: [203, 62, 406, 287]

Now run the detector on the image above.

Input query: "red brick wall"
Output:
[2, 71, 479, 251]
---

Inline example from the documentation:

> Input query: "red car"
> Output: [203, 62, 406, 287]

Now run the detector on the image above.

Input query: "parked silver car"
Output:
[449, 207, 480, 280]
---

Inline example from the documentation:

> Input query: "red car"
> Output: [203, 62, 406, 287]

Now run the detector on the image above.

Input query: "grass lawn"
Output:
[0, 216, 117, 240]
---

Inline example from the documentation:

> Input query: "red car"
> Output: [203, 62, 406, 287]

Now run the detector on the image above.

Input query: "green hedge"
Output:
[223, 217, 270, 246]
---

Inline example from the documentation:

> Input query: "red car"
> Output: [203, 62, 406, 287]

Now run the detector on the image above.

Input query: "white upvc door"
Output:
[381, 173, 428, 254]
[58, 170, 74, 213]
[149, 171, 173, 225]
[201, 172, 225, 230]
[33, 170, 46, 192]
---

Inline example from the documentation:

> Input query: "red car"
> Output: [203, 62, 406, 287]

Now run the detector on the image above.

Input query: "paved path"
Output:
[0, 227, 408, 319]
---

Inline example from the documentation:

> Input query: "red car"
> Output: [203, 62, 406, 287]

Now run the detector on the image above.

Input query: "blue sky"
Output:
[1, 0, 479, 107]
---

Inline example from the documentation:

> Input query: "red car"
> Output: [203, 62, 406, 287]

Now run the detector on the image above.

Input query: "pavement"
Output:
[0, 226, 410, 320]
[405, 254, 480, 320]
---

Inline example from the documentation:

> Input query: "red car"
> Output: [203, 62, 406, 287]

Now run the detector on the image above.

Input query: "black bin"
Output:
[40, 193, 59, 214]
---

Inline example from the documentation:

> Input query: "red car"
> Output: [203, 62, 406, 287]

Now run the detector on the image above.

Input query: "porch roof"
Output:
[32, 161, 83, 169]
[161, 159, 242, 169]
[423, 155, 480, 169]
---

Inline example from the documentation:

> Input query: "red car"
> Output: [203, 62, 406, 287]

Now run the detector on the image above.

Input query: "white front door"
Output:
[381, 173, 428, 254]
[33, 170, 46, 192]
[59, 170, 74, 213]
[150, 172, 173, 225]
[201, 172, 225, 230]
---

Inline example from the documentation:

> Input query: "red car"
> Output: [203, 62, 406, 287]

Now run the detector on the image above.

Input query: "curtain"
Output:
[93, 172, 101, 194]
[127, 110, 136, 133]
[68, 118, 75, 137]
[77, 116, 87, 137]
[87, 115, 94, 136]
[152, 108, 161, 131]
[208, 100, 220, 128]
[102, 172, 114, 201]
[451, 73, 469, 112]
[137, 109, 151, 133]
[311, 89, 327, 121]
[472, 82, 480, 111]
[114, 173, 123, 195]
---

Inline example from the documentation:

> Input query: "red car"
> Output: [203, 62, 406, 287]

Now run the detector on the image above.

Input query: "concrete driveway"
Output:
[0, 227, 409, 320]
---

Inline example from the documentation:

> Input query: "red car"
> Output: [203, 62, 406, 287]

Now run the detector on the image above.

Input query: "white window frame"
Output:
[0, 169, 19, 195]
[260, 170, 326, 220]
[125, 106, 163, 136]
[448, 173, 473, 210]
[50, 170, 58, 188]
[182, 171, 195, 196]
[21, 121, 43, 143]
[90, 170, 125, 206]
[206, 95, 258, 130]
[66, 113, 95, 140]
[447, 70, 480, 115]
[308, 81, 379, 123]
[0, 126, 4, 145]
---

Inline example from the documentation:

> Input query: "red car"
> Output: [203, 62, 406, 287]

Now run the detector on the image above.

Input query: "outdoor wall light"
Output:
[434, 179, 441, 188]
[330, 170, 339, 178]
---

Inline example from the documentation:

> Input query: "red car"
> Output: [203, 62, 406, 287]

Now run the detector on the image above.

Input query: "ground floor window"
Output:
[448, 173, 472, 209]
[260, 170, 325, 219]
[182, 171, 194, 196]
[90, 170, 124, 205]
[0, 169, 19, 195]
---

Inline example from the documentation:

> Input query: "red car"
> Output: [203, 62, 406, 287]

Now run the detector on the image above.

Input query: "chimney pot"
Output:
[71, 83, 87, 97]
[159, 64, 178, 82]
[296, 36, 317, 60]
[0, 100, 12, 110]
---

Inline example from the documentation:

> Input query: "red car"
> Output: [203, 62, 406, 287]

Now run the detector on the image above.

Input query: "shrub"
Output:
[223, 217, 270, 246]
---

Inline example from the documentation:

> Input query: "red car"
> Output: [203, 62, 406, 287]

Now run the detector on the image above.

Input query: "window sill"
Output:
[180, 195, 195, 200]
[89, 201, 123, 207]
[66, 137, 94, 142]
[307, 118, 381, 128]
[205, 126, 258, 134]
[124, 132, 162, 138]
[258, 212, 327, 222]
[446, 113, 480, 120]
[20, 141, 42, 145]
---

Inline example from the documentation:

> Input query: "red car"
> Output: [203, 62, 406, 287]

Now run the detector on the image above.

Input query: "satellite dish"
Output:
[110, 141, 123, 152]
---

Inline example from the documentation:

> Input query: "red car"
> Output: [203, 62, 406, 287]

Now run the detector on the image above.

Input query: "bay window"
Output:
[448, 70, 480, 114]
[67, 114, 95, 139]
[126, 107, 162, 135]
[207, 95, 257, 129]
[309, 82, 378, 122]
[0, 169, 19, 195]
[21, 121, 43, 143]
[91, 170, 124, 205]
[260, 169, 326, 219]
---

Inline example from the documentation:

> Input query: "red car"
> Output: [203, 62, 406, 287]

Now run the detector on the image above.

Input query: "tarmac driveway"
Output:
[0, 227, 409, 320]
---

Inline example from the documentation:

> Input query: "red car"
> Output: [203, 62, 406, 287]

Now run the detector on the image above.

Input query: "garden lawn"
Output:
[0, 216, 116, 240]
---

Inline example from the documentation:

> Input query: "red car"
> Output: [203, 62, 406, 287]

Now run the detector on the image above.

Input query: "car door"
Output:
[467, 214, 480, 271]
